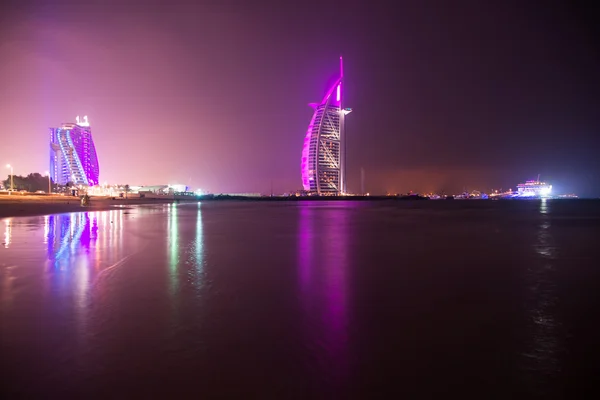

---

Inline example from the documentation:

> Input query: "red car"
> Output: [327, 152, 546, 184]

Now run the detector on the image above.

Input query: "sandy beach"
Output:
[0, 194, 185, 219]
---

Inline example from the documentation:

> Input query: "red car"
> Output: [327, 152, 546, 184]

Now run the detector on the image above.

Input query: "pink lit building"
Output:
[49, 116, 100, 186]
[301, 57, 352, 195]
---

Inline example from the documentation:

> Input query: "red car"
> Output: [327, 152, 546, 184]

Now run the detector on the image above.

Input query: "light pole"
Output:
[45, 171, 51, 194]
[6, 164, 14, 192]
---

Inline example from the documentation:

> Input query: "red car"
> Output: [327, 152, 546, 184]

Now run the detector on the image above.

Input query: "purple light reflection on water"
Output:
[46, 215, 55, 257]
[298, 206, 312, 288]
[39, 211, 124, 314]
[323, 207, 349, 358]
[297, 203, 351, 385]
[44, 213, 98, 311]
[49, 214, 89, 269]
[41, 213, 100, 365]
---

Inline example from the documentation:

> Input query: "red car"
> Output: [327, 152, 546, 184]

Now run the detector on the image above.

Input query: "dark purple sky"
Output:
[1, 0, 599, 195]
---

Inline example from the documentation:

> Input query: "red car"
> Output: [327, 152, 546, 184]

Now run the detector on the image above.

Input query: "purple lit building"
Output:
[301, 57, 352, 195]
[49, 116, 100, 186]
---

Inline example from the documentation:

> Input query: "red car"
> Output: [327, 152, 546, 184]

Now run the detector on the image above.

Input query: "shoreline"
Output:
[1, 194, 593, 219]
[0, 194, 434, 219]
[0, 195, 195, 219]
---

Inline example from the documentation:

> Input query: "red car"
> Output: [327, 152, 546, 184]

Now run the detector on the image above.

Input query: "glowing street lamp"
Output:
[6, 164, 14, 192]
[45, 171, 51, 194]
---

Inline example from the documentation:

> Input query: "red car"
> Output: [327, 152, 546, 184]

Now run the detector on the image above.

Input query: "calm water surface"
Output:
[1, 200, 600, 398]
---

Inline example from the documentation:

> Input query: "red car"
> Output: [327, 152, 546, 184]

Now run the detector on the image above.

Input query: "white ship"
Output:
[516, 176, 552, 198]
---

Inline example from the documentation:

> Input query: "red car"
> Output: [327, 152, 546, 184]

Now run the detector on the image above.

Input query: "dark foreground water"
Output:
[1, 200, 600, 398]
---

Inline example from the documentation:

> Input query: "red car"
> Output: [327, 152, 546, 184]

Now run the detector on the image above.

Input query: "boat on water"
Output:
[515, 176, 552, 198]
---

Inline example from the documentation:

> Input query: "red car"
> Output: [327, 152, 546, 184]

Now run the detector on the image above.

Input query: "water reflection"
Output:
[167, 203, 206, 296]
[297, 204, 350, 383]
[168, 203, 180, 295]
[187, 203, 204, 291]
[167, 203, 205, 329]
[3, 218, 11, 248]
[523, 199, 560, 393]
[37, 211, 123, 359]
[49, 213, 95, 270]
[1, 219, 13, 307]
[43, 215, 49, 244]
[39, 211, 125, 296]
[298, 208, 311, 288]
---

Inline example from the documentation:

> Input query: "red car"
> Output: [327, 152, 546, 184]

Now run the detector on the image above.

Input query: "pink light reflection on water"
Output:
[42, 212, 102, 364]
[297, 203, 351, 385]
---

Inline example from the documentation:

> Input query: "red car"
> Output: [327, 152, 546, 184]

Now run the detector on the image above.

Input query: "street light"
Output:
[45, 171, 51, 194]
[6, 164, 14, 192]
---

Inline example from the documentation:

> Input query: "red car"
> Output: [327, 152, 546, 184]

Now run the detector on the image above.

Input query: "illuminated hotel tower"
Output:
[49, 116, 100, 186]
[301, 57, 352, 195]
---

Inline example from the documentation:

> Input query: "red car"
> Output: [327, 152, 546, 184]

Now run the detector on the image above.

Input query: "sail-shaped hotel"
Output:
[49, 116, 100, 186]
[301, 57, 352, 195]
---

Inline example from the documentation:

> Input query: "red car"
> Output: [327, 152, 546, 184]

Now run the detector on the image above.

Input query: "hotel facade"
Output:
[301, 57, 351, 195]
[49, 116, 100, 186]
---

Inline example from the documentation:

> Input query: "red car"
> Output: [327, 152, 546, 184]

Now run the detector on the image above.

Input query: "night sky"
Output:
[1, 0, 599, 196]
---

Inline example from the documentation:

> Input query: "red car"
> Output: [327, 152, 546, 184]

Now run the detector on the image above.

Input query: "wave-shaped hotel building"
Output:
[49, 116, 100, 186]
[301, 57, 352, 195]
